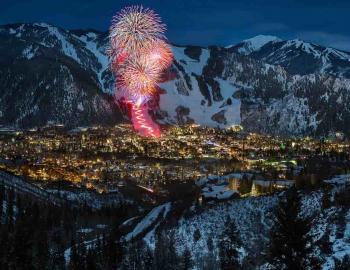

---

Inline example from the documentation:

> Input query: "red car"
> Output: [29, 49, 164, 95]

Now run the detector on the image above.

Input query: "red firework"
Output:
[144, 40, 173, 70]
[130, 102, 161, 137]
[118, 56, 160, 96]
[109, 5, 173, 138]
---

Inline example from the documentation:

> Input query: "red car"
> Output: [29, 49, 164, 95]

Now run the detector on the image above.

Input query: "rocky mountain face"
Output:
[1, 23, 350, 137]
[230, 35, 350, 78]
[162, 40, 350, 137]
[0, 23, 121, 128]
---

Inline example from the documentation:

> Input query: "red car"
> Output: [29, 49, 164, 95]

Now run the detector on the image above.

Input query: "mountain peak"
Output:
[243, 35, 281, 45]
[229, 35, 281, 54]
[70, 28, 104, 37]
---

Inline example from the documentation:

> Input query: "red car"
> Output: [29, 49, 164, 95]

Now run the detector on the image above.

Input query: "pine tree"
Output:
[49, 230, 66, 270]
[141, 244, 153, 270]
[153, 231, 168, 270]
[93, 235, 104, 268]
[317, 229, 332, 256]
[218, 217, 242, 270]
[154, 231, 179, 270]
[11, 207, 33, 269]
[179, 247, 192, 270]
[121, 241, 141, 270]
[6, 188, 14, 228]
[78, 241, 87, 269]
[334, 255, 350, 270]
[166, 231, 179, 270]
[0, 226, 9, 269]
[106, 233, 118, 269]
[0, 183, 4, 220]
[268, 187, 319, 270]
[193, 229, 201, 242]
[32, 230, 49, 269]
[85, 249, 97, 270]
[123, 240, 154, 270]
[69, 238, 80, 270]
[203, 236, 218, 270]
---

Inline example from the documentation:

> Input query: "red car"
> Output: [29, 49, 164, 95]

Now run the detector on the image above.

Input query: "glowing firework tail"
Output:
[130, 102, 161, 137]
[109, 5, 172, 137]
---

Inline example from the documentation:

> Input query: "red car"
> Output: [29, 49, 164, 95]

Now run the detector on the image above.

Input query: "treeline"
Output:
[1, 183, 350, 269]
[0, 184, 130, 270]
[0, 184, 72, 269]
[0, 181, 242, 270]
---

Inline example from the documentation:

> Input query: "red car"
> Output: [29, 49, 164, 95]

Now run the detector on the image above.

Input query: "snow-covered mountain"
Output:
[231, 35, 350, 78]
[0, 23, 121, 127]
[1, 23, 350, 137]
[161, 44, 350, 136]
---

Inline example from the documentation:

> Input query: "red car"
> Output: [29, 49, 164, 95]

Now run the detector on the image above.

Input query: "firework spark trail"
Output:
[130, 102, 161, 137]
[109, 5, 173, 137]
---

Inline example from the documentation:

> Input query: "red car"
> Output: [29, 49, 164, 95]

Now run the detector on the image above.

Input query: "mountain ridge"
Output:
[1, 22, 350, 137]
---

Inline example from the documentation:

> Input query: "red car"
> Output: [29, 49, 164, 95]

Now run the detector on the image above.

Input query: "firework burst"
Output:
[109, 5, 173, 137]
[110, 5, 166, 57]
[119, 57, 159, 95]
[145, 40, 173, 70]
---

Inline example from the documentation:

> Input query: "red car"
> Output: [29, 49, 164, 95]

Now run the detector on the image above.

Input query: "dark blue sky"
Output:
[1, 0, 350, 50]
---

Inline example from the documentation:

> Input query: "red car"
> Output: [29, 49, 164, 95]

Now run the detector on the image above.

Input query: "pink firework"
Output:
[109, 5, 173, 137]
[144, 40, 173, 70]
[118, 56, 160, 96]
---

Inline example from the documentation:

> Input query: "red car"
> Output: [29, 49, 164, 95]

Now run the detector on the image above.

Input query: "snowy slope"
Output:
[124, 202, 171, 241]
[147, 195, 278, 268]
[72, 30, 114, 94]
[159, 46, 241, 127]
[142, 175, 350, 269]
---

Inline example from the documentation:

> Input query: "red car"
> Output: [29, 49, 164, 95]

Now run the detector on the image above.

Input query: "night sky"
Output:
[1, 0, 350, 50]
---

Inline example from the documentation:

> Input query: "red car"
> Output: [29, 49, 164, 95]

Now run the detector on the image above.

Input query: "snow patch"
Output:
[77, 102, 84, 112]
[125, 202, 171, 241]
[22, 45, 37, 60]
[237, 35, 281, 54]
[74, 33, 111, 93]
